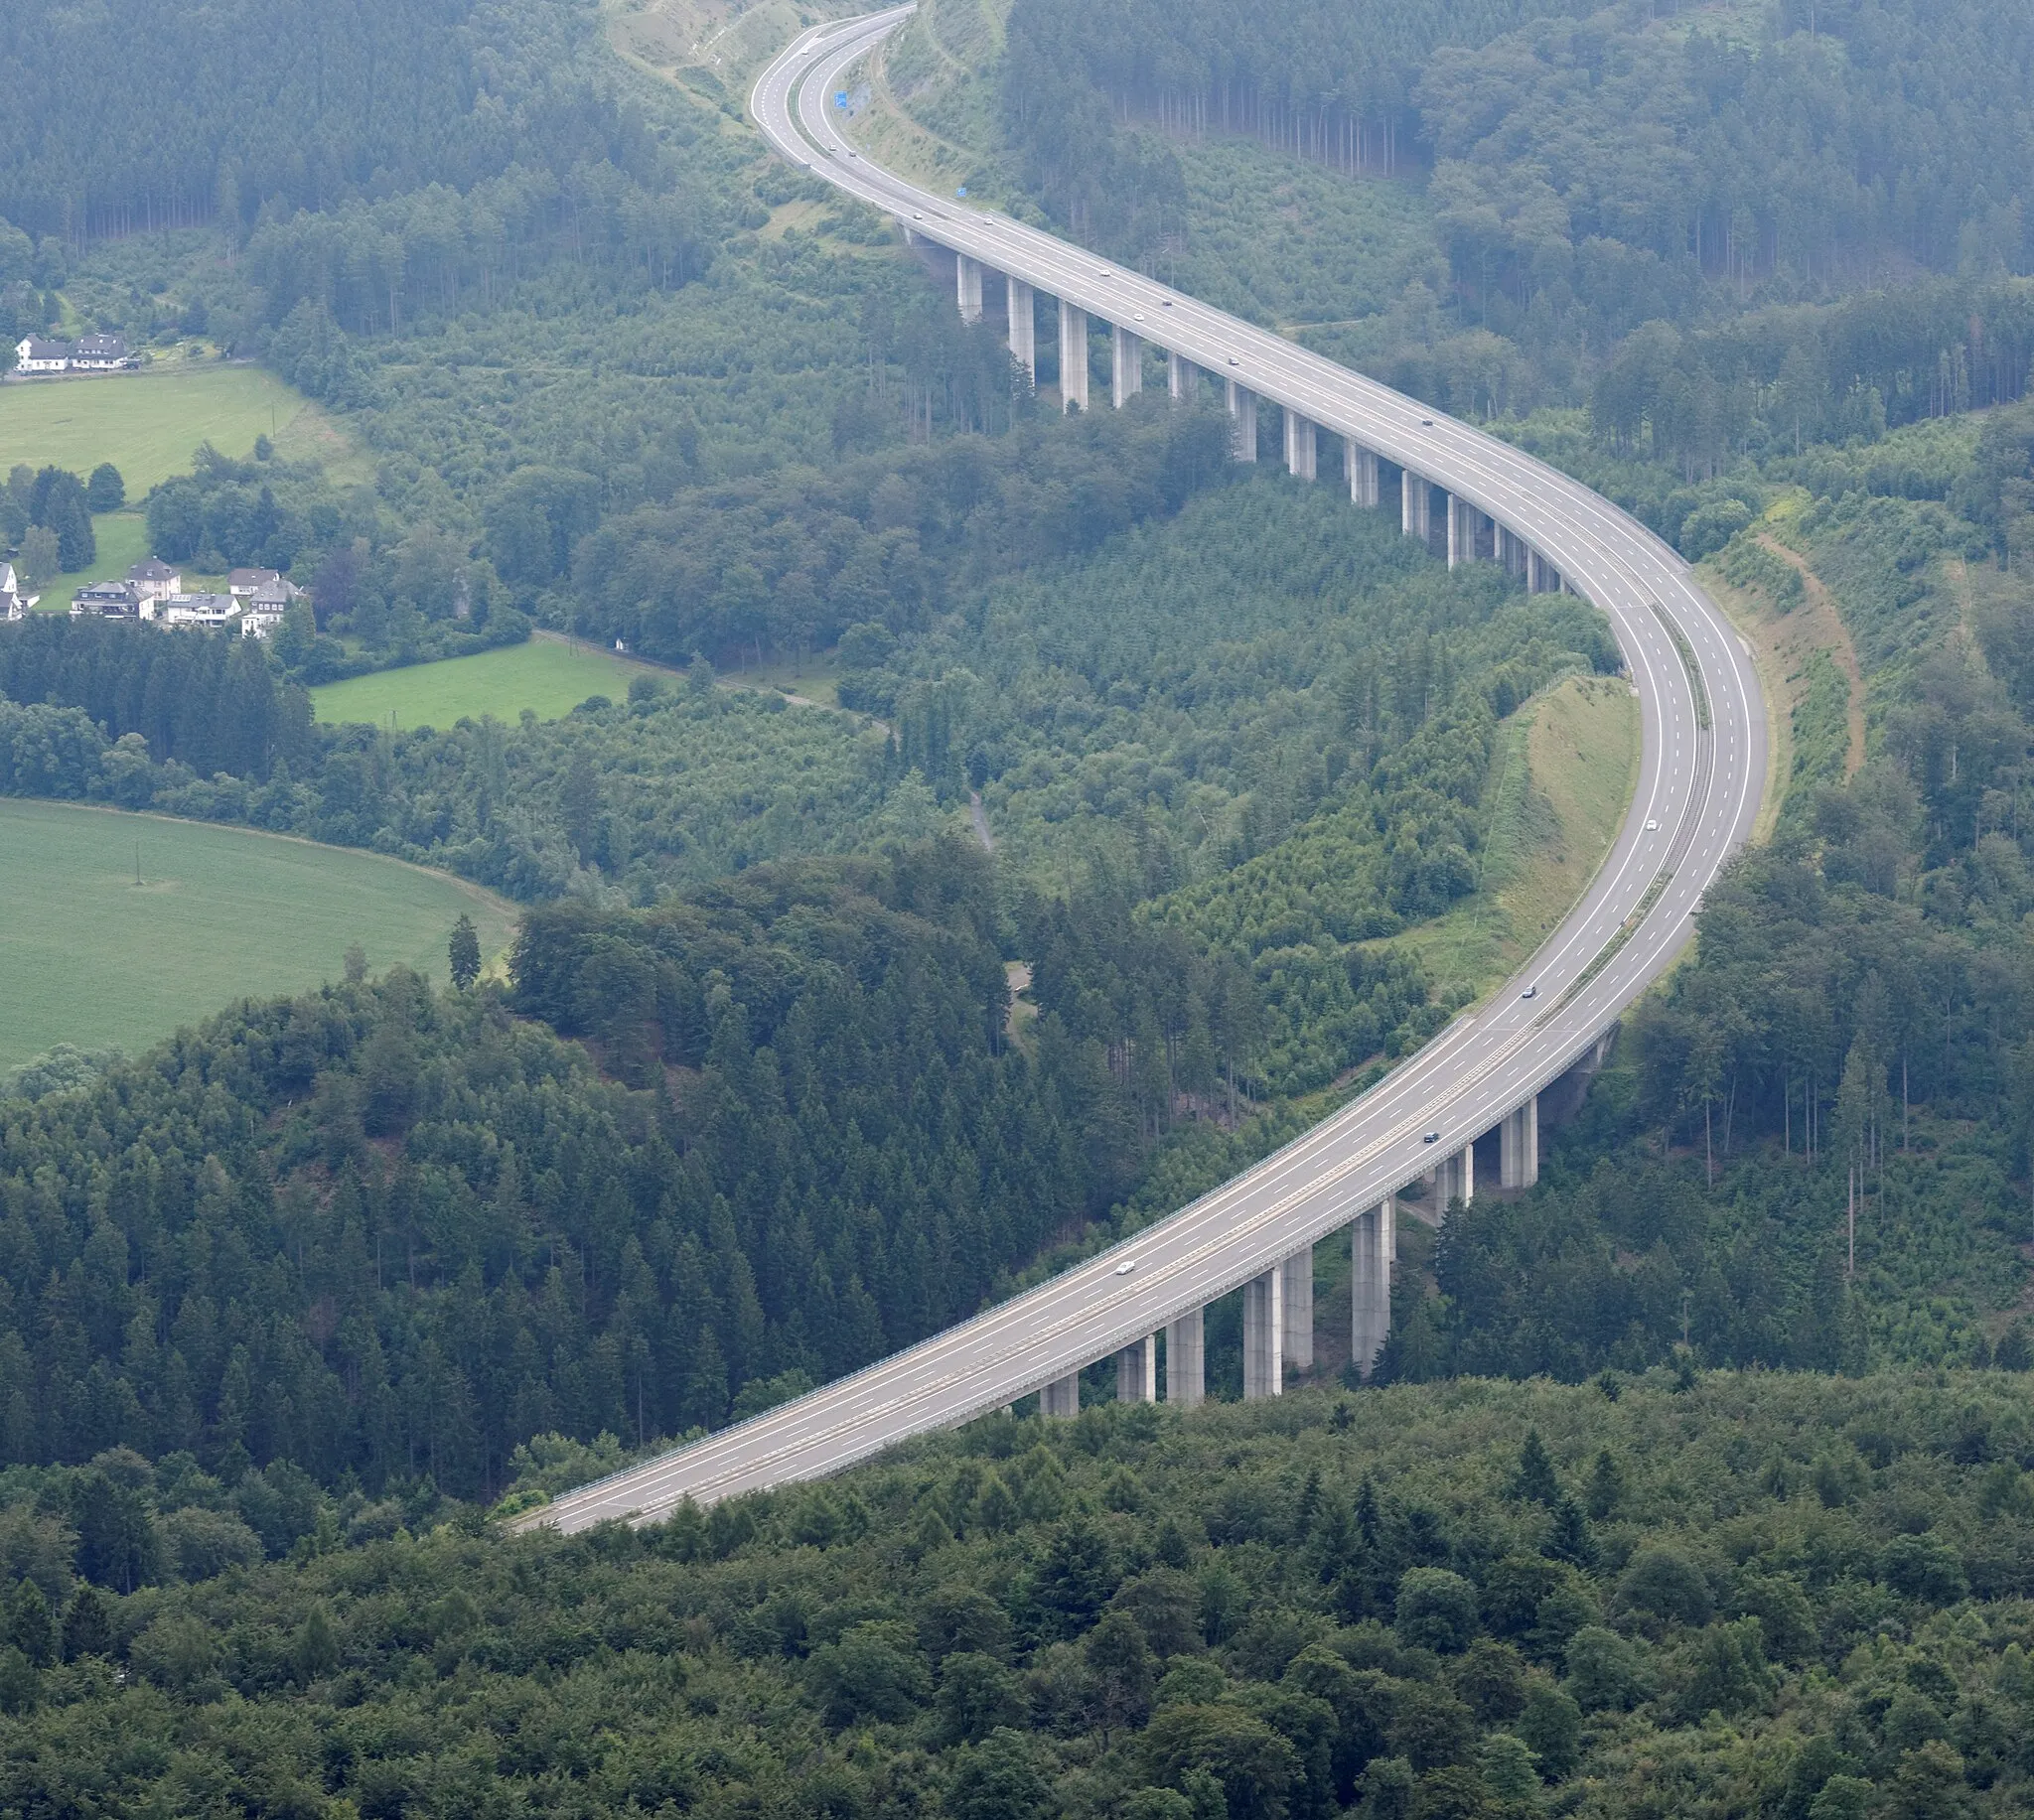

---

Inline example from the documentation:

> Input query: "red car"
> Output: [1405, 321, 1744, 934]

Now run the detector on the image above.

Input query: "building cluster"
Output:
[11, 335, 136, 375]
[59, 561, 304, 636]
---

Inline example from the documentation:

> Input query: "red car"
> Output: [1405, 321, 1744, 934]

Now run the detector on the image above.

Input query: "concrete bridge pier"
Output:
[1351, 1195, 1396, 1379]
[1284, 409, 1317, 480]
[1169, 350, 1194, 401]
[1059, 301, 1089, 412]
[1041, 1372, 1080, 1418]
[1448, 493, 1479, 569]
[1280, 1251, 1314, 1369]
[1427, 1141, 1474, 1211]
[1500, 1095, 1539, 1190]
[956, 254, 983, 324]
[1227, 380, 1257, 461]
[1402, 471, 1430, 541]
[1242, 1267, 1283, 1399]
[1007, 277, 1036, 379]
[1165, 1309, 1205, 1407]
[1117, 1333, 1156, 1403]
[1347, 440, 1380, 507]
[1113, 325, 1143, 407]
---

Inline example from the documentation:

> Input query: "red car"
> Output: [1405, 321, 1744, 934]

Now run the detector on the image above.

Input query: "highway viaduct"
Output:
[515, 7, 1766, 1533]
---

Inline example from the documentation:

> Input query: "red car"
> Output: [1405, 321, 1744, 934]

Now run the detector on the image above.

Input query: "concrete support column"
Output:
[1116, 1333, 1157, 1403]
[1242, 1268, 1283, 1400]
[1227, 380, 1257, 461]
[1283, 409, 1317, 480]
[1402, 472, 1429, 541]
[1007, 277, 1036, 379]
[1112, 325, 1143, 408]
[1164, 1309, 1205, 1408]
[1448, 1142, 1475, 1209]
[1347, 439, 1380, 507]
[1280, 1250, 1314, 1370]
[1169, 350, 1192, 401]
[956, 254, 983, 325]
[1040, 1372, 1080, 1419]
[1059, 300, 1089, 413]
[1500, 1095, 1539, 1190]
[1351, 1195, 1396, 1380]
[1446, 493, 1466, 569]
[1526, 548, 1543, 593]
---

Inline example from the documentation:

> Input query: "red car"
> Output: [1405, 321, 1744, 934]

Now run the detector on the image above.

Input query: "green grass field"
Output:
[312, 636, 671, 728]
[0, 799, 518, 1074]
[0, 360, 367, 494]
[26, 511, 150, 612]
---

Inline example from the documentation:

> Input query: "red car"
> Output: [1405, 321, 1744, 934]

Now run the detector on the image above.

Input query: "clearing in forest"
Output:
[0, 360, 364, 494]
[0, 799, 515, 1073]
[311, 635, 668, 729]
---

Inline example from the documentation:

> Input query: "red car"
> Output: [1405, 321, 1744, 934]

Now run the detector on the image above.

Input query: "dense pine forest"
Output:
[7, 1374, 2034, 1816]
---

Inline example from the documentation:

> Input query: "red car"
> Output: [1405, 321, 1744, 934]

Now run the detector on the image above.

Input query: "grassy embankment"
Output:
[0, 799, 516, 1073]
[1377, 672, 1641, 1014]
[0, 360, 366, 610]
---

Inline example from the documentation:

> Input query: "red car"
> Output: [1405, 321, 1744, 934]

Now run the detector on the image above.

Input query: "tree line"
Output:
[6, 1371, 2034, 1818]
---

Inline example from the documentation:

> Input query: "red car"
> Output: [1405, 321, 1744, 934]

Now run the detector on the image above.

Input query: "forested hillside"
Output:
[0, 0, 732, 267]
[0, 839, 1162, 1492]
[9, 1375, 2034, 1817]
[981, 0, 2034, 531]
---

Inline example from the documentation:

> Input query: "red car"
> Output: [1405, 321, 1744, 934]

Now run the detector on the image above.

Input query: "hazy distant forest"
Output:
[7, 0, 2034, 1813]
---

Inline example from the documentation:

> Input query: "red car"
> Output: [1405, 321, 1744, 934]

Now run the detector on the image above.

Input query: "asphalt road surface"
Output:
[517, 8, 1767, 1535]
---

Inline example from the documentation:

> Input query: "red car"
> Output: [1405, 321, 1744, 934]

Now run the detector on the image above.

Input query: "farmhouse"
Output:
[70, 334, 129, 371]
[10, 334, 133, 375]
[14, 338, 72, 374]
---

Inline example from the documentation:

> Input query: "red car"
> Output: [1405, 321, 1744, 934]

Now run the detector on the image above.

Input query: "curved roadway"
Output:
[519, 8, 1766, 1533]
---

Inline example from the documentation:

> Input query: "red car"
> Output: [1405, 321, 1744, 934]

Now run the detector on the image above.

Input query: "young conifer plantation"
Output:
[7, 0, 2034, 1813]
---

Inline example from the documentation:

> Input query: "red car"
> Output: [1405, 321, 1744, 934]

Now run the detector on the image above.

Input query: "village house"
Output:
[127, 558, 181, 612]
[0, 562, 37, 620]
[71, 580, 144, 619]
[163, 592, 238, 630]
[225, 567, 303, 601]
[238, 576, 297, 637]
